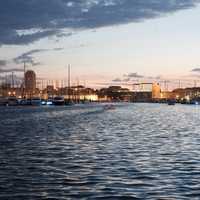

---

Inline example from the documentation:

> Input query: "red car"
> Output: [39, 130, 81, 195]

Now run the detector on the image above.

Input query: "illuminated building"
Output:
[98, 86, 131, 101]
[25, 70, 36, 95]
[132, 82, 161, 102]
[152, 83, 161, 99]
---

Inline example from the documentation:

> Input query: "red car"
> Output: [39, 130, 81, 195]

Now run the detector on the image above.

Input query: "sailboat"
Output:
[65, 64, 74, 105]
[7, 96, 18, 106]
[167, 99, 176, 105]
[53, 96, 65, 105]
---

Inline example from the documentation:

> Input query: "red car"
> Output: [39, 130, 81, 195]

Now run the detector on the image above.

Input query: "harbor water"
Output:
[1, 103, 200, 199]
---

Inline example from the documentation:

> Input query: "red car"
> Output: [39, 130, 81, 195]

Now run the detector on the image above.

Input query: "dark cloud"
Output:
[13, 49, 47, 65]
[191, 68, 200, 72]
[112, 77, 131, 82]
[0, 60, 7, 66]
[114, 73, 164, 83]
[0, 67, 24, 73]
[112, 78, 122, 82]
[0, 29, 61, 46]
[13, 48, 64, 65]
[53, 47, 64, 51]
[125, 73, 144, 78]
[0, 0, 199, 45]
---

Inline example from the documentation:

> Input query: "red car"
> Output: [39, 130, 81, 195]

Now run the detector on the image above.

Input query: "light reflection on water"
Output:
[1, 103, 200, 199]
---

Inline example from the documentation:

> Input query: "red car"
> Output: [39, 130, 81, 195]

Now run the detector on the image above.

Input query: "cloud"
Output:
[113, 72, 165, 83]
[123, 78, 130, 82]
[112, 77, 131, 82]
[0, 60, 7, 66]
[125, 72, 144, 78]
[147, 75, 163, 79]
[13, 47, 64, 65]
[13, 49, 47, 66]
[191, 68, 200, 72]
[53, 47, 64, 51]
[0, 67, 24, 73]
[0, 0, 199, 45]
[0, 29, 61, 46]
[112, 78, 122, 82]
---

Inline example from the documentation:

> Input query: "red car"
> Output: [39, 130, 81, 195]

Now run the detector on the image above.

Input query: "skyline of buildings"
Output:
[1, 69, 200, 104]
[1, 65, 200, 92]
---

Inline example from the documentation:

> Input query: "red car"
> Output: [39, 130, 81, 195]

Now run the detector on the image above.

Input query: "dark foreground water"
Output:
[1, 103, 200, 200]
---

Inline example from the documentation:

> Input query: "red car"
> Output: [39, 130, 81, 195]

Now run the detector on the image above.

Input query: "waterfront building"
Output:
[132, 82, 155, 102]
[25, 70, 36, 96]
[160, 91, 175, 100]
[46, 85, 55, 96]
[132, 91, 152, 102]
[98, 86, 131, 102]
[152, 83, 161, 99]
[173, 87, 200, 101]
[0, 83, 11, 97]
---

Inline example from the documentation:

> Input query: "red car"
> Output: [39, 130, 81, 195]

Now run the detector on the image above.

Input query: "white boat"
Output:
[167, 99, 176, 105]
[31, 97, 41, 106]
[19, 99, 31, 106]
[103, 104, 116, 110]
[7, 96, 18, 106]
[0, 97, 8, 106]
[46, 99, 53, 105]
[53, 96, 65, 105]
[41, 100, 47, 105]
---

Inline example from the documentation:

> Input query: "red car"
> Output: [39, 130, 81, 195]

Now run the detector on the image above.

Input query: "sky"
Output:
[1, 0, 200, 88]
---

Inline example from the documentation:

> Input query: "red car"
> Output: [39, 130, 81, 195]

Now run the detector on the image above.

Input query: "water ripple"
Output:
[0, 103, 200, 199]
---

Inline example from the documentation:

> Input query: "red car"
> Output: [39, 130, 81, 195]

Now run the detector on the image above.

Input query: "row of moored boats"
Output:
[0, 96, 74, 106]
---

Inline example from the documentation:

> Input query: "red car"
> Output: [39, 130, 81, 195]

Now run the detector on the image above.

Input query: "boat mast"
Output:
[23, 62, 26, 98]
[68, 64, 71, 101]
[11, 71, 14, 89]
